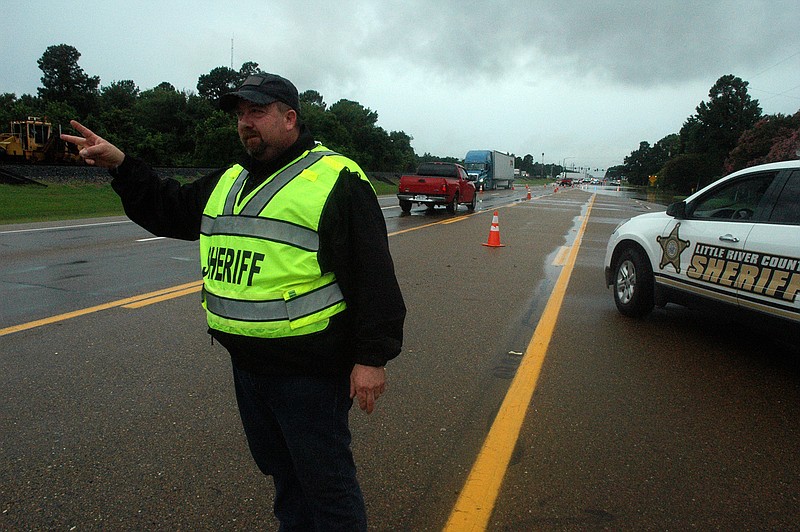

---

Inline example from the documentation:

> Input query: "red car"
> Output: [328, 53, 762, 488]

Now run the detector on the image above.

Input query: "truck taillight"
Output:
[441, 183, 447, 193]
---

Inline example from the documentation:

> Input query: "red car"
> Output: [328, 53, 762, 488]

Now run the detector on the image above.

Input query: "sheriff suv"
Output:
[604, 161, 799, 332]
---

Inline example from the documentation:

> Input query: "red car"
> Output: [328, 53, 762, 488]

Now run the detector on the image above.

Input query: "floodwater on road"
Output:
[585, 184, 679, 207]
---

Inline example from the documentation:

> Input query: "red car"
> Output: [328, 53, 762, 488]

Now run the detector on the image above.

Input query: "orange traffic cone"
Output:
[526, 185, 531, 200]
[482, 211, 505, 247]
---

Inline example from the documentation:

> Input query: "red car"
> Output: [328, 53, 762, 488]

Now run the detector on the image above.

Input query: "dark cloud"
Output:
[342, 0, 800, 87]
[3, 0, 797, 167]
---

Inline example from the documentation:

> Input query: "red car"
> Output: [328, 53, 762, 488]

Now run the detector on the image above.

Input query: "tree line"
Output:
[614, 74, 799, 194]
[4, 46, 797, 187]
[0, 44, 422, 172]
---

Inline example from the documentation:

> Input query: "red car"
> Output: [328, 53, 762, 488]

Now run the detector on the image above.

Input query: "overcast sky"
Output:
[3, 0, 799, 172]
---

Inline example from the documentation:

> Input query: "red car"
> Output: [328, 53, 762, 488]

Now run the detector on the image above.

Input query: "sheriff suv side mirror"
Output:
[666, 201, 687, 219]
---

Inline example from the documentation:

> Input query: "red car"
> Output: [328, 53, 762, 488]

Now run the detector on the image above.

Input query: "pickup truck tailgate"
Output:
[399, 177, 446, 194]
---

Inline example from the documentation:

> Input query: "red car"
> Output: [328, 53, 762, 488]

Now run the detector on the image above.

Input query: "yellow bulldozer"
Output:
[0, 117, 82, 164]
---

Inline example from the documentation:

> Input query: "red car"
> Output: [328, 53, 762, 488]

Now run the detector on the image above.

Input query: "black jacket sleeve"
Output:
[319, 170, 406, 367]
[109, 156, 224, 241]
[110, 153, 405, 374]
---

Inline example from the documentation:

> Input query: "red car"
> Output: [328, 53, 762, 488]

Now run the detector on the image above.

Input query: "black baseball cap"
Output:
[219, 73, 300, 114]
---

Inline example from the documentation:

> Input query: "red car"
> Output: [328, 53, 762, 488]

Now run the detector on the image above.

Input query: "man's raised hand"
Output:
[61, 121, 125, 169]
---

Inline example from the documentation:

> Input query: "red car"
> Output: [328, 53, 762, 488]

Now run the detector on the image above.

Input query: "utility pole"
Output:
[541, 152, 545, 179]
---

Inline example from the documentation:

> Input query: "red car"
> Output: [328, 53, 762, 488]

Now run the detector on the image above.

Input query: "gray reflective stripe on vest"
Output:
[235, 150, 338, 217]
[223, 169, 249, 215]
[200, 215, 320, 251]
[206, 150, 339, 250]
[204, 281, 345, 322]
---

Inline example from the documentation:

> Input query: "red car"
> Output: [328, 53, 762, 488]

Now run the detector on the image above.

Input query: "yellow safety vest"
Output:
[199, 145, 371, 338]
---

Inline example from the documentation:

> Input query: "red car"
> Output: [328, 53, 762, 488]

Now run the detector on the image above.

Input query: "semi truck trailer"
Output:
[463, 150, 515, 190]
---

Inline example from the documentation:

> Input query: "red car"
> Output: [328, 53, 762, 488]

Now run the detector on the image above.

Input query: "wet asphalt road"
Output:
[2, 186, 800, 530]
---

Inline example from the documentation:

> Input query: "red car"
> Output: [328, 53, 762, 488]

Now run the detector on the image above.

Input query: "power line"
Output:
[751, 50, 800, 78]
[750, 83, 800, 102]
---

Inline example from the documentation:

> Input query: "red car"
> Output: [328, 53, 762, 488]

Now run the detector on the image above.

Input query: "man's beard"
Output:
[241, 133, 268, 159]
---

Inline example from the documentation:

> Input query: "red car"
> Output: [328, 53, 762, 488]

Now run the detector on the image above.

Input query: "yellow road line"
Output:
[122, 285, 202, 308]
[3, 198, 520, 334]
[444, 194, 596, 531]
[0, 280, 203, 337]
[441, 215, 473, 225]
[389, 219, 453, 236]
[389, 203, 527, 235]
[388, 211, 484, 236]
[4, 210, 475, 334]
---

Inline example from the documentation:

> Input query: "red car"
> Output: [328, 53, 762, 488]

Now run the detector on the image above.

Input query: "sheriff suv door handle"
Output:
[719, 234, 740, 243]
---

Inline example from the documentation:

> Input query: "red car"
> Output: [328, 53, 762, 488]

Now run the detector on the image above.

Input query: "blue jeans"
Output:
[232, 365, 367, 531]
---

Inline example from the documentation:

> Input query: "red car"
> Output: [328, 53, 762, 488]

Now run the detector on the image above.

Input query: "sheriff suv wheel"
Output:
[612, 246, 654, 318]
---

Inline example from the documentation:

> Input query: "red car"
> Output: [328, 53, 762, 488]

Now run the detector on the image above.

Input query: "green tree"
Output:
[299, 89, 329, 142]
[623, 141, 656, 185]
[184, 93, 220, 164]
[134, 85, 187, 134]
[21, 44, 435, 169]
[0, 93, 15, 110]
[679, 115, 701, 154]
[197, 62, 261, 103]
[92, 80, 141, 146]
[42, 100, 79, 132]
[192, 110, 242, 166]
[660, 153, 721, 195]
[238, 62, 260, 79]
[689, 75, 762, 163]
[132, 85, 192, 165]
[514, 154, 535, 175]
[605, 165, 625, 180]
[99, 80, 139, 110]
[197, 66, 240, 102]
[417, 153, 460, 165]
[0, 93, 21, 128]
[653, 134, 679, 161]
[36, 44, 100, 118]
[725, 112, 800, 172]
[650, 134, 679, 187]
[154, 81, 176, 92]
[327, 99, 381, 167]
[699, 75, 761, 149]
[0, 94, 46, 131]
[135, 131, 172, 166]
[300, 90, 326, 110]
[387, 130, 416, 172]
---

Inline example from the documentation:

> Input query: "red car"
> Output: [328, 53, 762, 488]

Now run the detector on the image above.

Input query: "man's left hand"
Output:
[350, 364, 386, 414]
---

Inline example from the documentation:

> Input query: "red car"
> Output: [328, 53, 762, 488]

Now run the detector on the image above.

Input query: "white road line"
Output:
[0, 219, 131, 235]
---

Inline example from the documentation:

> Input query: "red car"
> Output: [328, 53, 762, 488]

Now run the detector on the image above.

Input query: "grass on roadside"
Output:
[1, 176, 400, 225]
[1, 183, 125, 224]
[370, 180, 397, 196]
[2, 175, 554, 225]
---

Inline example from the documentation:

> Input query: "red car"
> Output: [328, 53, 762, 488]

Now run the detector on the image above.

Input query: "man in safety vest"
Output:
[62, 72, 406, 531]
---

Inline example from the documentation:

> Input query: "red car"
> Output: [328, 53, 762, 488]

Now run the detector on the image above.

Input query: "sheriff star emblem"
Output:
[656, 223, 690, 273]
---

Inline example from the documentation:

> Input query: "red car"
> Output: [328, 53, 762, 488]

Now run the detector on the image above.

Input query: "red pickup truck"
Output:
[397, 162, 477, 214]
